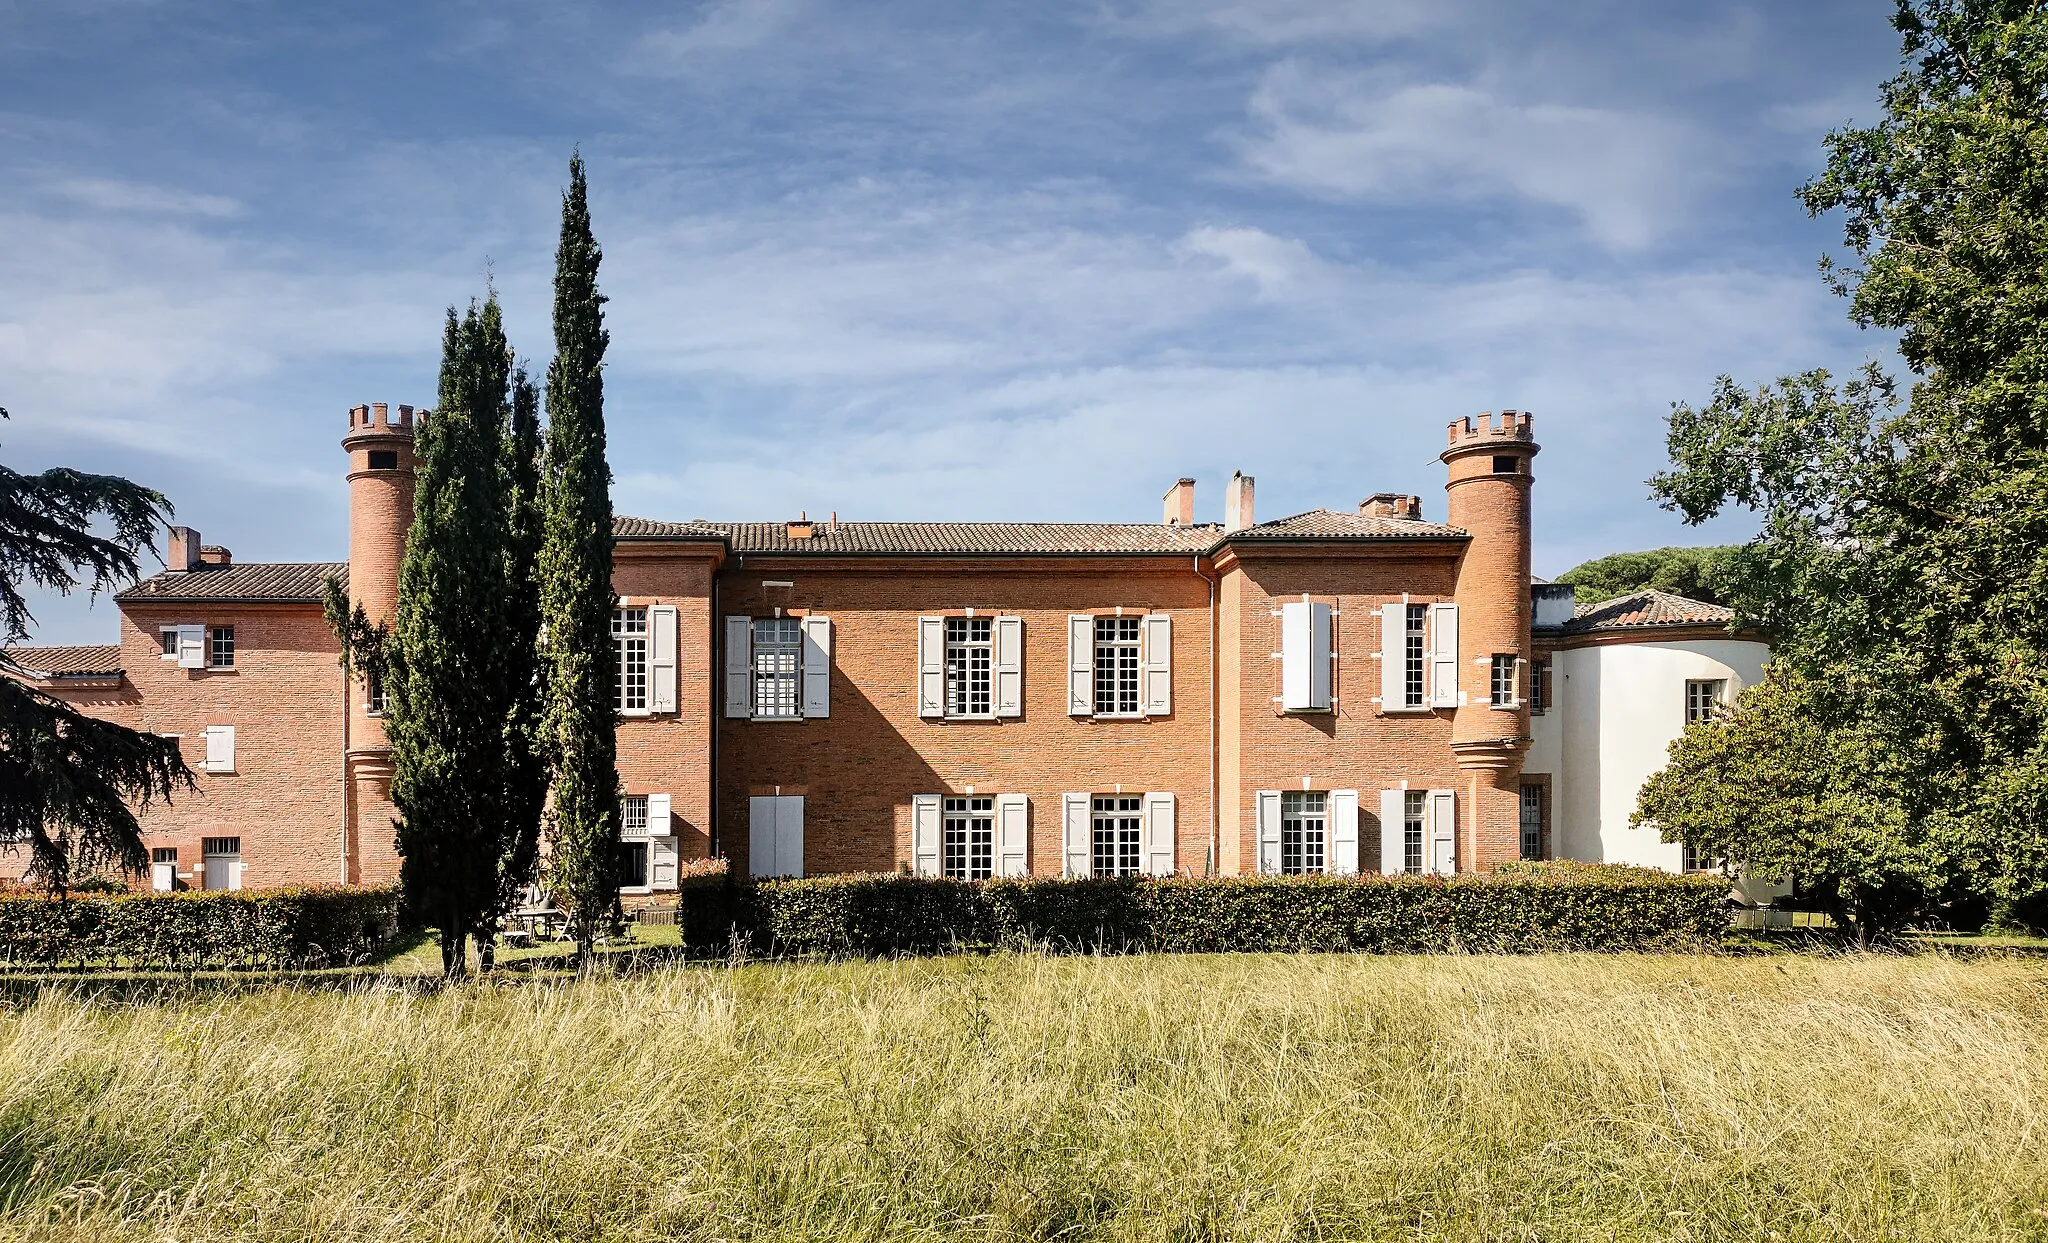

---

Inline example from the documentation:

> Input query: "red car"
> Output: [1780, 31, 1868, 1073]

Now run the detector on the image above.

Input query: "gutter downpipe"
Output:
[1195, 552, 1219, 876]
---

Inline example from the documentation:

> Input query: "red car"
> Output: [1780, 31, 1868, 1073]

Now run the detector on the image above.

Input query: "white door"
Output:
[203, 856, 239, 891]
[150, 862, 175, 892]
[748, 796, 805, 878]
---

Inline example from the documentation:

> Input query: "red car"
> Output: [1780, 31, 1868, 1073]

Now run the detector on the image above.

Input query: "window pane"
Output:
[1280, 791, 1327, 875]
[612, 608, 648, 711]
[944, 617, 993, 717]
[1090, 794, 1144, 877]
[1404, 605, 1426, 707]
[1491, 654, 1516, 706]
[209, 626, 235, 668]
[942, 795, 995, 879]
[618, 841, 649, 888]
[752, 617, 802, 718]
[1519, 784, 1543, 861]
[620, 794, 648, 837]
[1402, 791, 1426, 875]
[1093, 617, 1142, 715]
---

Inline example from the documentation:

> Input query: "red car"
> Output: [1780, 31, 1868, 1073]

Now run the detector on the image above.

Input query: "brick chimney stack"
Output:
[1162, 478, 1195, 527]
[166, 526, 201, 573]
[1223, 472, 1255, 533]
[1359, 493, 1421, 520]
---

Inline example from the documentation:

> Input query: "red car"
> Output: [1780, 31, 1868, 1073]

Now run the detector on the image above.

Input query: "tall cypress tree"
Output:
[387, 299, 516, 978]
[539, 153, 622, 966]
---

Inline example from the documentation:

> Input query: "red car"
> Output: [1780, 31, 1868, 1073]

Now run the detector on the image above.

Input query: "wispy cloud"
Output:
[48, 176, 243, 218]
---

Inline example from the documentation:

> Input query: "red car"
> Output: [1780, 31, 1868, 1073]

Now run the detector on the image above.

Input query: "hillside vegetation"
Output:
[0, 953, 2042, 1241]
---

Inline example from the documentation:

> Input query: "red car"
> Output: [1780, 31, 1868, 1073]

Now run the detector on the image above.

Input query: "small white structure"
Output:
[1523, 587, 1771, 888]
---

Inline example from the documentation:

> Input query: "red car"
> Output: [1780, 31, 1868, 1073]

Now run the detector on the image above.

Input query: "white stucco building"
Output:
[1522, 585, 1771, 888]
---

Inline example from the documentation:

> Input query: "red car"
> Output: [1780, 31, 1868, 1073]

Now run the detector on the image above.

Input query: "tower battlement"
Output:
[1446, 410, 1535, 446]
[344, 402, 418, 439]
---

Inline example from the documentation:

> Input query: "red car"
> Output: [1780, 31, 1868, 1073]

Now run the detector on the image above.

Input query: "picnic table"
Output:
[503, 906, 568, 944]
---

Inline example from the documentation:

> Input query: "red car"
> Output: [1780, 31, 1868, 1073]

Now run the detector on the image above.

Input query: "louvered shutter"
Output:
[1330, 789, 1359, 875]
[1141, 613, 1172, 716]
[1255, 790, 1282, 873]
[801, 615, 832, 718]
[1427, 788, 1457, 875]
[748, 796, 777, 878]
[650, 837, 680, 890]
[1062, 792, 1092, 877]
[1379, 604, 1405, 711]
[177, 625, 204, 670]
[1310, 602, 1333, 710]
[1280, 603, 1312, 710]
[995, 794, 1030, 877]
[1142, 791, 1175, 876]
[911, 794, 943, 876]
[649, 605, 678, 713]
[1379, 789, 1407, 875]
[993, 615, 1023, 717]
[917, 617, 946, 718]
[724, 616, 752, 719]
[646, 792, 673, 838]
[1067, 615, 1094, 716]
[1429, 604, 1459, 708]
[203, 725, 234, 773]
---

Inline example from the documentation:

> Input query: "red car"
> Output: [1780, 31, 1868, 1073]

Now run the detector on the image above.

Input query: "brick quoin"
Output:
[2, 406, 1546, 889]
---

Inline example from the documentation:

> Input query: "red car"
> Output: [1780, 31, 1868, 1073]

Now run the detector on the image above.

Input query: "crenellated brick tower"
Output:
[341, 402, 418, 884]
[1442, 411, 1538, 870]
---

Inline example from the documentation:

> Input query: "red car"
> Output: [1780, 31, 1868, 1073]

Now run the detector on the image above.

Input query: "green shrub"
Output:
[683, 867, 1729, 959]
[0, 886, 403, 971]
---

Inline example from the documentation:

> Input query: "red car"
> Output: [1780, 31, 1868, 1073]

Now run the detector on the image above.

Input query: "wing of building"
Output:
[1, 403, 1764, 894]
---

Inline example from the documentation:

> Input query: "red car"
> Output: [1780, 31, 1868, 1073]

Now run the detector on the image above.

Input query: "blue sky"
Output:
[4, 0, 1901, 644]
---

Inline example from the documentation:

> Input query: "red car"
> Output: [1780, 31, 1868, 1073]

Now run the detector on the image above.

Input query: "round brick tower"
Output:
[1441, 410, 1538, 871]
[341, 402, 417, 884]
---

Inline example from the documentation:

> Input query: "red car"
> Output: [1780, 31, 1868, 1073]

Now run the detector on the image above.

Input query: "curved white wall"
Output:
[1528, 638, 1768, 873]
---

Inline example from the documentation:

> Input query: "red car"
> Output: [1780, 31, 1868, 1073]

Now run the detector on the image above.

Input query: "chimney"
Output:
[1359, 493, 1421, 520]
[1162, 477, 1195, 527]
[1224, 472, 1255, 533]
[199, 545, 233, 566]
[787, 511, 815, 540]
[166, 526, 200, 572]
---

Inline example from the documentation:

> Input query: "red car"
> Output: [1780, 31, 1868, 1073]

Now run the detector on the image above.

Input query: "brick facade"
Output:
[4, 405, 1550, 891]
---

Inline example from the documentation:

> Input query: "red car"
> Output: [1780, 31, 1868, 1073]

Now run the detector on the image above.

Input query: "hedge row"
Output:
[679, 866, 1730, 958]
[0, 886, 404, 971]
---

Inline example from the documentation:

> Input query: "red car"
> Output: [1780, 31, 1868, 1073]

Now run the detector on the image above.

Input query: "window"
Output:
[1685, 679, 1726, 725]
[367, 666, 388, 716]
[944, 617, 993, 718]
[1492, 455, 1520, 474]
[613, 607, 649, 712]
[1091, 795, 1143, 877]
[1519, 784, 1544, 861]
[152, 847, 178, 864]
[203, 837, 240, 856]
[1682, 842, 1721, 874]
[751, 617, 802, 718]
[1401, 604, 1426, 707]
[1403, 791, 1426, 875]
[942, 796, 994, 880]
[1280, 791, 1327, 875]
[1491, 654, 1517, 706]
[1094, 617, 1141, 716]
[159, 628, 179, 657]
[205, 625, 233, 669]
[621, 794, 648, 837]
[618, 841, 650, 888]
[367, 449, 399, 471]
[1530, 660, 1549, 715]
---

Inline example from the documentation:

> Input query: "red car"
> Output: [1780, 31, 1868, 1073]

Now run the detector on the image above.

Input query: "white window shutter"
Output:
[993, 615, 1024, 717]
[229, 861, 244, 892]
[650, 837, 680, 890]
[748, 796, 777, 878]
[1062, 792, 1091, 877]
[1330, 789, 1359, 875]
[1379, 604, 1404, 710]
[917, 617, 945, 718]
[911, 794, 943, 876]
[778, 797, 805, 878]
[1142, 791, 1175, 876]
[724, 615, 752, 719]
[1310, 602, 1333, 710]
[1428, 788, 1457, 875]
[1379, 789, 1407, 875]
[995, 794, 1030, 877]
[177, 625, 204, 670]
[1280, 603, 1311, 710]
[1429, 604, 1459, 708]
[646, 792, 673, 838]
[203, 725, 235, 773]
[1067, 615, 1094, 716]
[1255, 789, 1282, 873]
[801, 615, 832, 718]
[648, 605, 678, 713]
[1141, 613, 1172, 716]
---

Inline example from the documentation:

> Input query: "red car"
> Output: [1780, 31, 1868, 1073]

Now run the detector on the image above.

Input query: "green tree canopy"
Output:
[1554, 546, 1740, 606]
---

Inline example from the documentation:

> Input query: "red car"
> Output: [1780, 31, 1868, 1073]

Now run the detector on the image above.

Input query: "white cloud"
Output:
[1237, 64, 1715, 250]
[49, 176, 243, 218]
[630, 0, 805, 65]
[1094, 0, 1455, 48]
[1177, 225, 1337, 300]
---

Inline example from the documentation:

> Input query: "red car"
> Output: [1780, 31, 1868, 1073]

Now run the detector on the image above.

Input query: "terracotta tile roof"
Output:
[1219, 509, 1467, 542]
[1543, 589, 1734, 634]
[614, 516, 727, 540]
[116, 563, 346, 604]
[3, 644, 123, 678]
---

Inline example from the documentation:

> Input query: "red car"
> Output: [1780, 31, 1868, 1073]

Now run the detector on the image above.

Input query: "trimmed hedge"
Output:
[0, 886, 404, 971]
[680, 868, 1729, 959]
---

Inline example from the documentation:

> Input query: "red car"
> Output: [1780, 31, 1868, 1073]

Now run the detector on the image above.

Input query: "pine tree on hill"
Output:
[386, 299, 519, 978]
[0, 407, 193, 890]
[539, 153, 623, 967]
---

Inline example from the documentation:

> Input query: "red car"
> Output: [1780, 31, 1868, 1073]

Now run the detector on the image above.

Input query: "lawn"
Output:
[0, 952, 2043, 1242]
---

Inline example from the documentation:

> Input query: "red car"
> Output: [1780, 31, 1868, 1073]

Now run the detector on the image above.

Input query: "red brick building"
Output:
[5, 403, 1553, 894]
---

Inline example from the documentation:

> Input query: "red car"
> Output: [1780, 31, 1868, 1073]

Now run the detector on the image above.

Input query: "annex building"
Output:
[4, 404, 1766, 895]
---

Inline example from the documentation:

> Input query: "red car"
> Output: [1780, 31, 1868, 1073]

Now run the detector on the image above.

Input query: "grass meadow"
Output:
[0, 951, 2043, 1242]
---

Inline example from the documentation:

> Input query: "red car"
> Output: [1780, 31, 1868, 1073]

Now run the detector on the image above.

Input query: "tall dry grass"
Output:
[0, 952, 2042, 1241]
